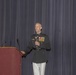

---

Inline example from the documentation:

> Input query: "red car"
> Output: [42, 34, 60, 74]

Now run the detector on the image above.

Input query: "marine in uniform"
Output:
[21, 23, 51, 75]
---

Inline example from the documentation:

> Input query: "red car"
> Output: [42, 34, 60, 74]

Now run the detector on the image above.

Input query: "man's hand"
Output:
[21, 51, 25, 55]
[35, 41, 40, 46]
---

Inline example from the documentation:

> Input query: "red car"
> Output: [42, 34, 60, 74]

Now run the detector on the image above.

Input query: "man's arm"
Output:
[21, 35, 34, 55]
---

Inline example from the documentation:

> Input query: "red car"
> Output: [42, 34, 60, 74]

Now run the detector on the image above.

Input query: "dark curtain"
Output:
[0, 0, 76, 75]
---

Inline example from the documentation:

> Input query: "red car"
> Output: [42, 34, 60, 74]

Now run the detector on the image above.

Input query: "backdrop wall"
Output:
[0, 0, 76, 75]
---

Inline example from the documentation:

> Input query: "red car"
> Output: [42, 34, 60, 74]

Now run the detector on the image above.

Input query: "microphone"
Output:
[17, 38, 20, 50]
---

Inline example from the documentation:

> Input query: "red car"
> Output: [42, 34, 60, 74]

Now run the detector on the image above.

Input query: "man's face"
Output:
[35, 23, 42, 33]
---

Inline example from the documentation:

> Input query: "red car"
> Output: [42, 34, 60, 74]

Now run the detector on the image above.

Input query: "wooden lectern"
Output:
[0, 47, 22, 75]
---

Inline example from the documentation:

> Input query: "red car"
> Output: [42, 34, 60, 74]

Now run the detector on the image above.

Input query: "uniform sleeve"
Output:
[25, 35, 36, 54]
[25, 36, 33, 54]
[39, 35, 51, 51]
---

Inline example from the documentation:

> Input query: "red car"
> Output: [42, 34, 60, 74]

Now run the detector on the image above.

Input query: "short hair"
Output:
[35, 23, 42, 27]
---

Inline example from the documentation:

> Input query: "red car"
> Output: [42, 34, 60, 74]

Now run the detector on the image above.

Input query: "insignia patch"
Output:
[39, 37, 45, 42]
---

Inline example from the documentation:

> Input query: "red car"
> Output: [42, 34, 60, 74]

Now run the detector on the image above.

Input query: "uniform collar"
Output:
[36, 32, 42, 36]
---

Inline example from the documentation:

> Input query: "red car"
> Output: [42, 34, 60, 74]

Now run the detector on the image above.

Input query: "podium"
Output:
[0, 47, 22, 75]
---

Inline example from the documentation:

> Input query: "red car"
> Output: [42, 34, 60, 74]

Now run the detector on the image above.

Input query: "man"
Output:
[21, 23, 51, 75]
